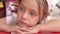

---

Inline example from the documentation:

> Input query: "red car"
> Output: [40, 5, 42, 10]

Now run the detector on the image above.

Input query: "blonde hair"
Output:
[36, 0, 49, 23]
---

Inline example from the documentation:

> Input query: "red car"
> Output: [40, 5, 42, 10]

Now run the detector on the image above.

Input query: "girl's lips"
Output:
[20, 20, 24, 23]
[19, 20, 32, 27]
[20, 20, 30, 27]
[20, 20, 26, 25]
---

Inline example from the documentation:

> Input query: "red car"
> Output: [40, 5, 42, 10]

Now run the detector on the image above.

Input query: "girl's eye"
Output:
[30, 11, 36, 16]
[30, 12, 35, 16]
[19, 6, 25, 12]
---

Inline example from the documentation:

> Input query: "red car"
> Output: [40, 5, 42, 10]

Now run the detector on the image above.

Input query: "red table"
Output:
[36, 32, 60, 34]
[0, 31, 11, 34]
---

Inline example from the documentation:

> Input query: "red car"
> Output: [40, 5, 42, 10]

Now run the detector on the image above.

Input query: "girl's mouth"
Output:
[20, 20, 26, 24]
[19, 20, 28, 26]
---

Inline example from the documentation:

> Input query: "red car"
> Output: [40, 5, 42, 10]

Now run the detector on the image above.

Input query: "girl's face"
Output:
[18, 0, 39, 26]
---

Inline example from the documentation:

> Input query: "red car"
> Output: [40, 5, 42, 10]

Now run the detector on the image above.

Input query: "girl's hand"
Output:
[11, 31, 24, 34]
[23, 26, 40, 34]
[12, 25, 29, 33]
[12, 25, 39, 34]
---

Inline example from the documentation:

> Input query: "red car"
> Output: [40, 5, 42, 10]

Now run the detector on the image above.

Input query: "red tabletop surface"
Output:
[0, 31, 11, 34]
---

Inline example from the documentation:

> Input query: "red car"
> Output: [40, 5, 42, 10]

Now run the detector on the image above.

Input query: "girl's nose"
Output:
[22, 12, 28, 20]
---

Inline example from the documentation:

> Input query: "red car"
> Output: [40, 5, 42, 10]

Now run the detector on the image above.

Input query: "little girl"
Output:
[0, 0, 60, 34]
[11, 0, 49, 34]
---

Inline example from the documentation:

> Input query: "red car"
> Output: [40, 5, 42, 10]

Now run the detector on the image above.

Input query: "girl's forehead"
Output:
[20, 0, 38, 11]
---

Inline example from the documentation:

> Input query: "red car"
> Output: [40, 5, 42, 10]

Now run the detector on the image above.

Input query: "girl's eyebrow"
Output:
[29, 9, 38, 14]
[29, 9, 36, 12]
[30, 9, 38, 13]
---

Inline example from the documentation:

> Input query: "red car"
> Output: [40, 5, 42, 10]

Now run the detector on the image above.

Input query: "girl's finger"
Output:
[18, 27, 30, 32]
[17, 30, 24, 34]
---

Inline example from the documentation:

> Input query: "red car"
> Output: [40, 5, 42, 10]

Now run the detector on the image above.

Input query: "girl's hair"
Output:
[36, 0, 49, 23]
